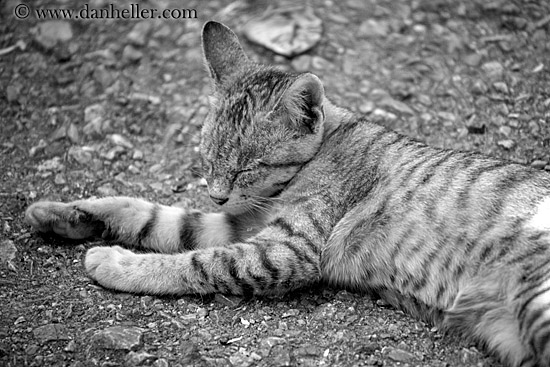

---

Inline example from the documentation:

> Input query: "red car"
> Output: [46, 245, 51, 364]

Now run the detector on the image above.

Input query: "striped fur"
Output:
[25, 21, 550, 367]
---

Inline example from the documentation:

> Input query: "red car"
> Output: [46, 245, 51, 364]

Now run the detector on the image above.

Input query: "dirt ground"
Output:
[1, 0, 550, 366]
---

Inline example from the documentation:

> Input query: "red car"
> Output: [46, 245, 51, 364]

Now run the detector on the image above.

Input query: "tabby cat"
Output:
[25, 21, 550, 366]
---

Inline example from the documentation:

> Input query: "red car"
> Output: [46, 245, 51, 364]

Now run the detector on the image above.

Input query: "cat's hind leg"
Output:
[444, 267, 536, 367]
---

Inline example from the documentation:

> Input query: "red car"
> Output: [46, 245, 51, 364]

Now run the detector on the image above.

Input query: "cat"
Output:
[25, 21, 550, 367]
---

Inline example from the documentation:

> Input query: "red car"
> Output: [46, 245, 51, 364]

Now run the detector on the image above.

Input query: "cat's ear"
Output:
[202, 21, 250, 85]
[276, 73, 325, 134]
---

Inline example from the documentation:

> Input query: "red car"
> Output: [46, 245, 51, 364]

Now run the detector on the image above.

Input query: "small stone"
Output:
[132, 149, 144, 160]
[493, 81, 509, 94]
[261, 336, 285, 349]
[372, 108, 397, 121]
[379, 96, 414, 115]
[229, 348, 254, 367]
[463, 53, 482, 67]
[97, 184, 118, 197]
[93, 65, 115, 89]
[270, 345, 292, 366]
[243, 9, 322, 57]
[282, 309, 300, 318]
[37, 157, 64, 172]
[127, 21, 152, 46]
[471, 80, 488, 95]
[358, 19, 390, 37]
[25, 344, 39, 354]
[83, 104, 107, 138]
[32, 21, 73, 50]
[291, 54, 312, 72]
[122, 45, 143, 63]
[497, 139, 515, 150]
[531, 160, 547, 169]
[214, 294, 242, 307]
[358, 101, 375, 114]
[33, 324, 70, 343]
[64, 340, 76, 352]
[66, 123, 79, 144]
[68, 146, 94, 165]
[102, 146, 126, 161]
[6, 82, 23, 103]
[54, 173, 66, 185]
[91, 326, 144, 351]
[125, 351, 156, 366]
[481, 61, 504, 79]
[311, 56, 333, 70]
[108, 134, 134, 149]
[178, 342, 203, 365]
[386, 347, 416, 363]
[499, 126, 512, 136]
[152, 358, 169, 367]
[0, 239, 17, 272]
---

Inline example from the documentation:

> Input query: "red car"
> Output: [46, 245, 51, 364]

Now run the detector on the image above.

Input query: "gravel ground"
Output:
[1, 0, 549, 366]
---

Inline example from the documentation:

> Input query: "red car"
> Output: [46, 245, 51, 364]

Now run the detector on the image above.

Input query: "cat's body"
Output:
[25, 22, 550, 366]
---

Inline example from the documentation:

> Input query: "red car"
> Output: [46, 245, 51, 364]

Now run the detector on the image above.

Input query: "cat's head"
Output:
[199, 21, 327, 214]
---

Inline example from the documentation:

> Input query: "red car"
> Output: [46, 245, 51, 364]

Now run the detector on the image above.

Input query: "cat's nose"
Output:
[210, 195, 229, 206]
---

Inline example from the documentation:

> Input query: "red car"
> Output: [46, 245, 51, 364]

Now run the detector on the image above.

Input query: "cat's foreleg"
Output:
[25, 197, 246, 253]
[84, 230, 321, 295]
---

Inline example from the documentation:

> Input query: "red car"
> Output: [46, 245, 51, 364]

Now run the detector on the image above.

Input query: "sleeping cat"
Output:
[25, 21, 550, 367]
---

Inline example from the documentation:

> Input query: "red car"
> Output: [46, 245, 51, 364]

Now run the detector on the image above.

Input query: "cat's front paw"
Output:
[25, 201, 104, 239]
[85, 246, 137, 291]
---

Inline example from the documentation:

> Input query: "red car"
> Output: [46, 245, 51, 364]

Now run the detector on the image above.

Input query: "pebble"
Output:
[108, 134, 134, 149]
[178, 342, 203, 365]
[386, 347, 416, 363]
[127, 21, 152, 46]
[358, 19, 390, 37]
[125, 351, 155, 366]
[68, 146, 94, 165]
[379, 96, 414, 115]
[229, 348, 260, 367]
[497, 139, 516, 150]
[358, 101, 375, 114]
[54, 173, 66, 185]
[499, 126, 512, 136]
[270, 345, 292, 366]
[493, 81, 509, 94]
[83, 104, 107, 138]
[214, 294, 242, 307]
[243, 10, 322, 57]
[6, 82, 23, 103]
[64, 340, 76, 352]
[122, 45, 144, 63]
[463, 53, 482, 67]
[33, 324, 70, 343]
[291, 54, 312, 72]
[32, 21, 73, 50]
[471, 80, 488, 95]
[37, 157, 64, 172]
[93, 65, 115, 89]
[152, 358, 169, 367]
[311, 56, 333, 70]
[531, 160, 547, 169]
[481, 61, 504, 79]
[91, 326, 144, 351]
[97, 184, 118, 197]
